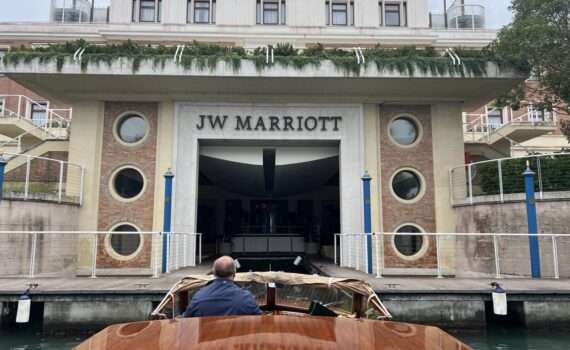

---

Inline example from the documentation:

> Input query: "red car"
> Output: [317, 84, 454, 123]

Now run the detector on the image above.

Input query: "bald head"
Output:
[213, 256, 236, 279]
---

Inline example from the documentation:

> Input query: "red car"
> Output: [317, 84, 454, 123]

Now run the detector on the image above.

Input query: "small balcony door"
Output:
[30, 101, 49, 127]
[486, 107, 503, 130]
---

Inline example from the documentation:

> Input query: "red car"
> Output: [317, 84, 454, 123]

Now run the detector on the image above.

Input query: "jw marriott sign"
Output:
[196, 114, 343, 132]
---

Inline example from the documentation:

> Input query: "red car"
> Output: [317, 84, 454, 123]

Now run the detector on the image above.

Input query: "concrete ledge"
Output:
[1, 262, 570, 329]
[43, 300, 153, 330]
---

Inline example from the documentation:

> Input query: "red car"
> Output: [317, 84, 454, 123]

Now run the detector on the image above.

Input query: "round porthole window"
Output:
[394, 225, 424, 257]
[392, 170, 422, 201]
[112, 167, 145, 200]
[109, 224, 142, 258]
[116, 114, 148, 145]
[389, 116, 420, 146]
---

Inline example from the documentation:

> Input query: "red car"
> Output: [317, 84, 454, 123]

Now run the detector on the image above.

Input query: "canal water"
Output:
[1, 328, 570, 349]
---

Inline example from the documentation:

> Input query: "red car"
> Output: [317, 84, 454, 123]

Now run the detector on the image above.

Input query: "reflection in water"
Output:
[451, 328, 570, 350]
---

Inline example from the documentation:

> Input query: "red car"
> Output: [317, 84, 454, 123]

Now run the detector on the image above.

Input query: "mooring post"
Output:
[361, 171, 373, 274]
[162, 169, 175, 274]
[0, 155, 6, 201]
[523, 162, 541, 278]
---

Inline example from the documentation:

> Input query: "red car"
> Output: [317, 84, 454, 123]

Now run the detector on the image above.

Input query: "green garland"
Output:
[2, 39, 504, 77]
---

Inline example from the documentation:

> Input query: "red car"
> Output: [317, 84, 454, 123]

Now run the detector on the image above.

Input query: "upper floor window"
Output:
[528, 105, 555, 122]
[256, 0, 286, 25]
[30, 101, 49, 127]
[326, 0, 354, 26]
[51, 0, 110, 24]
[486, 106, 504, 128]
[132, 0, 162, 23]
[188, 0, 216, 24]
[379, 1, 407, 27]
[0, 98, 5, 116]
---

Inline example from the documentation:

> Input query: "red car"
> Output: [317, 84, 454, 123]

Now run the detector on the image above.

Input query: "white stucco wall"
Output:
[355, 0, 380, 28]
[287, 0, 326, 27]
[162, 0, 188, 24]
[172, 103, 364, 235]
[109, 0, 132, 24]
[407, 0, 429, 28]
[109, 0, 429, 28]
[217, 0, 257, 25]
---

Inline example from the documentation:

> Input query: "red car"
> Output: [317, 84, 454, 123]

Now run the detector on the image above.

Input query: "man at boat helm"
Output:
[183, 256, 262, 317]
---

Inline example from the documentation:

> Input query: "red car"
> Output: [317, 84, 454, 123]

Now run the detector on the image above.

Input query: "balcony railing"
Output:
[0, 95, 72, 155]
[1, 152, 84, 205]
[463, 107, 558, 143]
[430, 2, 486, 30]
[449, 152, 570, 205]
[0, 231, 202, 278]
[51, 0, 110, 24]
[0, 94, 72, 132]
[335, 232, 569, 279]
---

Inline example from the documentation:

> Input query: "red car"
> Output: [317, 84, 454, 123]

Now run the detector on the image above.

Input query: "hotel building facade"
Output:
[0, 0, 543, 276]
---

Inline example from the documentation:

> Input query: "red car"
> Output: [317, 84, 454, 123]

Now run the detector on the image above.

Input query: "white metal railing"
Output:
[450, 152, 570, 205]
[429, 2, 485, 31]
[1, 152, 85, 205]
[447, 3, 485, 30]
[0, 231, 202, 278]
[513, 108, 558, 125]
[0, 95, 72, 139]
[0, 130, 48, 154]
[51, 0, 110, 24]
[463, 107, 558, 143]
[335, 232, 569, 279]
[168, 232, 203, 273]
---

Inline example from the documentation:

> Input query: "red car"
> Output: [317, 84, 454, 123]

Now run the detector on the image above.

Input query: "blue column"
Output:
[162, 169, 174, 274]
[523, 164, 541, 278]
[362, 171, 373, 274]
[0, 155, 6, 201]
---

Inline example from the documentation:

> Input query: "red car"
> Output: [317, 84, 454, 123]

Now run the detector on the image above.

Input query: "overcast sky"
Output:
[0, 0, 513, 29]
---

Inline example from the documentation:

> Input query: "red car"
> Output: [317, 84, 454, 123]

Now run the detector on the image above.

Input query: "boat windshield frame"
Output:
[151, 271, 392, 320]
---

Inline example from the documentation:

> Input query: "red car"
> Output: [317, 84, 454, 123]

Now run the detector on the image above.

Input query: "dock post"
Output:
[362, 171, 373, 274]
[0, 155, 6, 200]
[523, 163, 541, 278]
[162, 169, 175, 274]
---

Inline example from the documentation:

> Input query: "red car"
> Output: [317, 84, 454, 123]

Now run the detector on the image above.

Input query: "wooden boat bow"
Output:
[74, 315, 471, 350]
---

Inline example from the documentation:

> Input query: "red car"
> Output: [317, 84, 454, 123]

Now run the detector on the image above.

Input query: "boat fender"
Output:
[16, 289, 32, 323]
[491, 282, 507, 316]
[293, 256, 303, 266]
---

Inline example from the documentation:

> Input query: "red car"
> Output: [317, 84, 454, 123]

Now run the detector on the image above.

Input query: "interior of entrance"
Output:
[196, 141, 340, 266]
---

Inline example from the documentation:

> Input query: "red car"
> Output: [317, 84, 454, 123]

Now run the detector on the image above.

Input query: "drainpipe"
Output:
[362, 171, 373, 274]
[162, 169, 175, 274]
[0, 155, 6, 201]
[523, 162, 541, 278]
[443, 0, 448, 28]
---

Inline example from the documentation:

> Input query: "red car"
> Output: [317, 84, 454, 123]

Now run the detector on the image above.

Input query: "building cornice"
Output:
[0, 23, 498, 48]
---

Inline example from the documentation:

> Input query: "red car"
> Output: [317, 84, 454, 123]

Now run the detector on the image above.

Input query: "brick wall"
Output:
[379, 105, 437, 269]
[96, 102, 158, 269]
[4, 151, 69, 182]
[0, 76, 68, 113]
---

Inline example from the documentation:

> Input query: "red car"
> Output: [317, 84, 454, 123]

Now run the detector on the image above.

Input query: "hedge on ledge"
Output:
[1, 39, 509, 76]
[476, 154, 570, 196]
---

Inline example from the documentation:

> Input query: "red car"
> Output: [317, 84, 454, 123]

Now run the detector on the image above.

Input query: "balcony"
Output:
[430, 1, 486, 31]
[463, 107, 559, 147]
[0, 95, 72, 154]
[51, 0, 110, 24]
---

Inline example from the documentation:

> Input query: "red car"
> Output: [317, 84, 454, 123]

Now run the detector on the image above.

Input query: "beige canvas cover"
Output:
[152, 271, 392, 319]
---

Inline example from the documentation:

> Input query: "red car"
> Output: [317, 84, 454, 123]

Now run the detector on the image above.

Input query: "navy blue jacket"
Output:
[183, 278, 262, 317]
